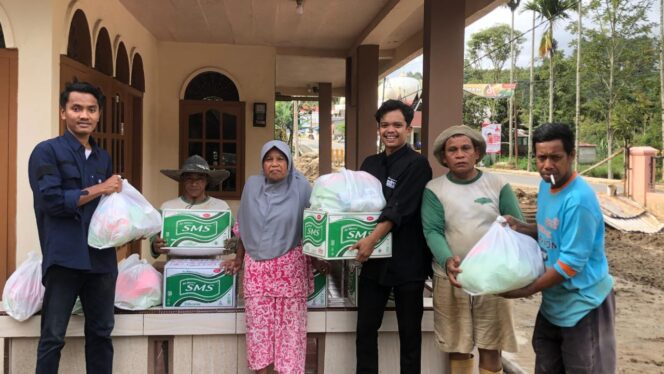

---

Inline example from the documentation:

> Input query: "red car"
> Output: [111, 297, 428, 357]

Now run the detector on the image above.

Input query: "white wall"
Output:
[153, 41, 276, 210]
[5, 0, 279, 266]
[5, 0, 159, 265]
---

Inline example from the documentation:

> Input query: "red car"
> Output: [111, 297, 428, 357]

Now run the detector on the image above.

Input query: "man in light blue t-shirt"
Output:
[503, 123, 615, 374]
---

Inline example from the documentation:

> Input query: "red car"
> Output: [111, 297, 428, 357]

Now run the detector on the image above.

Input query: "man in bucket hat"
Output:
[421, 125, 524, 374]
[151, 155, 231, 257]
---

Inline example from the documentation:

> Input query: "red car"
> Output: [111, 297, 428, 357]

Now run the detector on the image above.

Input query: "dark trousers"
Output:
[356, 276, 424, 374]
[36, 265, 117, 374]
[533, 291, 616, 374]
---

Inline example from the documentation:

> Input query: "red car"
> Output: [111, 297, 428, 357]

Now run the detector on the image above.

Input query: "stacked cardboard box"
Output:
[163, 259, 235, 308]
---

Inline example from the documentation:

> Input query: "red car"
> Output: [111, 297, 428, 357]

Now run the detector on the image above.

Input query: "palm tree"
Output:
[575, 0, 583, 169]
[527, 10, 536, 171]
[507, 0, 521, 164]
[524, 0, 574, 122]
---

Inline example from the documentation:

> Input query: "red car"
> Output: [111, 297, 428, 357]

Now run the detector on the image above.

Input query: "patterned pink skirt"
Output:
[243, 245, 313, 373]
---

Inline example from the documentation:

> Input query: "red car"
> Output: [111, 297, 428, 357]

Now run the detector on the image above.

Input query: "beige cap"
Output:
[432, 125, 486, 166]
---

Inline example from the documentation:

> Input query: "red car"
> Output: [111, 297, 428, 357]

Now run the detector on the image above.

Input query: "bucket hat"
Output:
[160, 155, 230, 187]
[432, 125, 486, 166]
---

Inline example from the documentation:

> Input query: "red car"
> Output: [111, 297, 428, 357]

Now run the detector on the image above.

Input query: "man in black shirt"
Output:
[352, 99, 433, 373]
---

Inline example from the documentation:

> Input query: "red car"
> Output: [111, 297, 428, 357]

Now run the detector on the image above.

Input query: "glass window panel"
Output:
[207, 167, 235, 192]
[222, 113, 237, 140]
[189, 113, 203, 139]
[221, 143, 237, 166]
[222, 167, 236, 192]
[206, 110, 221, 140]
[189, 142, 202, 157]
[206, 142, 220, 167]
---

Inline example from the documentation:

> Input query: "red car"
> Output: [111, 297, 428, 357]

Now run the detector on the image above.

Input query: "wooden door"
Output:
[0, 48, 17, 291]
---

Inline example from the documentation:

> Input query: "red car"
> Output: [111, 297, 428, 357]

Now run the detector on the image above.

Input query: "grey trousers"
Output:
[533, 291, 616, 374]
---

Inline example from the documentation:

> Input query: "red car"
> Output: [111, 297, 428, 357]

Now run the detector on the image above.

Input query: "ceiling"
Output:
[119, 0, 505, 93]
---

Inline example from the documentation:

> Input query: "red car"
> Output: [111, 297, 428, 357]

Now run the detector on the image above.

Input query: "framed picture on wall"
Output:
[253, 102, 267, 127]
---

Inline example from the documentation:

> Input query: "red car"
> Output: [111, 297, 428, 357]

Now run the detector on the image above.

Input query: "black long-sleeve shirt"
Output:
[359, 144, 433, 286]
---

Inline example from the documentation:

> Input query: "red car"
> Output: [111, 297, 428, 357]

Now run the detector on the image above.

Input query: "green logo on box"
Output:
[164, 212, 229, 246]
[303, 215, 325, 247]
[166, 272, 233, 306]
[330, 218, 388, 257]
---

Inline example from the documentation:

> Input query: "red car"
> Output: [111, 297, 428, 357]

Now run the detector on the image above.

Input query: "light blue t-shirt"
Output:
[536, 173, 614, 327]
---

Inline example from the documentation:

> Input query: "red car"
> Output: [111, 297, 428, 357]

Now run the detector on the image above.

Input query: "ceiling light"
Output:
[296, 0, 304, 15]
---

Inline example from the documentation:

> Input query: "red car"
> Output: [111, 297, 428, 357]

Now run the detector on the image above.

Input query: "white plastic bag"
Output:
[310, 169, 386, 212]
[114, 254, 162, 310]
[88, 180, 161, 249]
[2, 251, 45, 321]
[457, 217, 545, 296]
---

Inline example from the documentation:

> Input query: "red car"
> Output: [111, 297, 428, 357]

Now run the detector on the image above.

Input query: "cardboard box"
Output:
[344, 260, 394, 307]
[161, 209, 232, 248]
[163, 259, 235, 308]
[307, 270, 327, 308]
[302, 209, 392, 260]
[345, 260, 360, 306]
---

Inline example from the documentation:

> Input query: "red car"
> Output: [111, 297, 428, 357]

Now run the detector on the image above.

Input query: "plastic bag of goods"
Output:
[115, 254, 163, 310]
[310, 169, 386, 212]
[88, 179, 161, 249]
[2, 251, 45, 321]
[457, 216, 544, 296]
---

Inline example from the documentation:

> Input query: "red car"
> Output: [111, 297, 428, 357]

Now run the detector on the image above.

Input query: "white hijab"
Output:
[238, 140, 311, 260]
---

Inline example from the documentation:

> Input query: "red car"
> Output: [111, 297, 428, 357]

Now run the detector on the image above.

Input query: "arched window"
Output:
[115, 42, 129, 84]
[184, 71, 239, 101]
[0, 22, 5, 48]
[131, 53, 145, 92]
[94, 28, 113, 75]
[66, 9, 92, 66]
[180, 71, 244, 198]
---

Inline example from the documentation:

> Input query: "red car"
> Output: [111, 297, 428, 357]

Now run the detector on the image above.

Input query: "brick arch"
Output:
[66, 9, 92, 66]
[115, 41, 129, 84]
[0, 3, 15, 48]
[94, 27, 113, 75]
[183, 70, 240, 101]
[131, 53, 145, 92]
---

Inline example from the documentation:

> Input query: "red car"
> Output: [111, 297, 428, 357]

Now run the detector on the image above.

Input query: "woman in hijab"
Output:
[223, 140, 315, 374]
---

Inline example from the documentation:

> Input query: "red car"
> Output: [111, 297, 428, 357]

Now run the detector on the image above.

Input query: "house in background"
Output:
[0, 0, 506, 372]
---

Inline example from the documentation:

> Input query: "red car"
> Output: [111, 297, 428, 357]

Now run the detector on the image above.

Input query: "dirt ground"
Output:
[507, 190, 664, 374]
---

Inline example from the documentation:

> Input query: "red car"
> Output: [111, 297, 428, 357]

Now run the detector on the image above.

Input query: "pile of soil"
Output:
[294, 153, 319, 183]
[293, 153, 344, 183]
[605, 227, 664, 291]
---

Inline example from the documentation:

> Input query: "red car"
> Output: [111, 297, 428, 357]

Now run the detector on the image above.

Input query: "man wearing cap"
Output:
[151, 155, 231, 257]
[351, 99, 433, 374]
[421, 125, 524, 374]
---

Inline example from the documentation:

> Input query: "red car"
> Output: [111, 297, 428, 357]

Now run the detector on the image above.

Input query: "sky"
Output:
[389, 1, 660, 78]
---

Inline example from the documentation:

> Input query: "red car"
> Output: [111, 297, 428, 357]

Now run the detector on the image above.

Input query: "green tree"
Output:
[507, 0, 522, 163]
[524, 0, 574, 122]
[466, 24, 525, 123]
[574, 0, 583, 168]
[275, 101, 294, 147]
[583, 0, 653, 178]
[467, 24, 525, 83]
